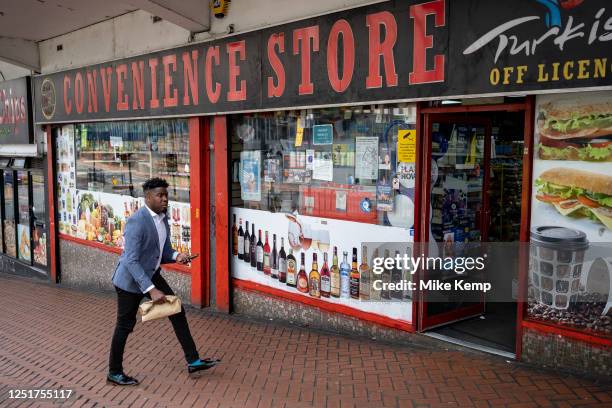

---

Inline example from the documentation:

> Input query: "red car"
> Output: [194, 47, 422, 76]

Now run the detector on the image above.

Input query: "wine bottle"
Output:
[243, 221, 251, 263]
[278, 238, 287, 283]
[263, 231, 271, 275]
[237, 218, 244, 260]
[256, 230, 264, 272]
[250, 224, 257, 268]
[270, 234, 278, 279]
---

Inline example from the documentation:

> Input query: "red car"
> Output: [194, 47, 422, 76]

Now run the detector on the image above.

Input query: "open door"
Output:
[419, 114, 491, 330]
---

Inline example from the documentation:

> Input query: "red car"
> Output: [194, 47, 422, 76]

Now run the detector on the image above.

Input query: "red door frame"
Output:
[213, 116, 231, 313]
[418, 114, 492, 330]
[45, 125, 59, 283]
[189, 117, 211, 307]
[417, 102, 532, 356]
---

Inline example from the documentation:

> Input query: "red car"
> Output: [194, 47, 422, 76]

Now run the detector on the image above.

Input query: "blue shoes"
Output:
[187, 358, 221, 373]
[107, 372, 139, 386]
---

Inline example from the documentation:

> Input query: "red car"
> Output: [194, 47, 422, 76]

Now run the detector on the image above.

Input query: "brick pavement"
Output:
[0, 273, 610, 408]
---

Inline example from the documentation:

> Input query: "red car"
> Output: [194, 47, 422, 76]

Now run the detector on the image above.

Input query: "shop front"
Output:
[0, 77, 50, 278]
[33, 0, 611, 376]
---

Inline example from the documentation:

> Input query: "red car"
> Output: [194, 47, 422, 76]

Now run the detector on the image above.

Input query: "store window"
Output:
[3, 171, 16, 258]
[56, 119, 192, 255]
[230, 105, 417, 322]
[32, 174, 47, 266]
[17, 171, 31, 263]
[74, 120, 190, 203]
[529, 91, 612, 338]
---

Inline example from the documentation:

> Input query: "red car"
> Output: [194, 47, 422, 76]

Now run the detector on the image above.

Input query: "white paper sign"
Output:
[355, 137, 379, 180]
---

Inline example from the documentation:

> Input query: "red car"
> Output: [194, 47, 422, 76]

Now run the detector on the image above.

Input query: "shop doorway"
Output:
[419, 105, 528, 356]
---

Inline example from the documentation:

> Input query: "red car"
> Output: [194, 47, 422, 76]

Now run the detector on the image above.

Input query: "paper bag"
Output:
[138, 295, 181, 322]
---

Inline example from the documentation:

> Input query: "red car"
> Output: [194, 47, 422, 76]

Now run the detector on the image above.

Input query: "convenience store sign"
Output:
[34, 0, 612, 123]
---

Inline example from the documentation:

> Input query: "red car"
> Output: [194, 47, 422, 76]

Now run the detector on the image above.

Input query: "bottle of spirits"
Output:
[232, 214, 238, 256]
[392, 250, 404, 300]
[243, 221, 251, 263]
[309, 253, 321, 298]
[256, 230, 264, 272]
[340, 251, 350, 298]
[237, 218, 244, 260]
[270, 234, 278, 279]
[370, 249, 381, 301]
[263, 231, 271, 275]
[297, 252, 309, 293]
[250, 224, 257, 268]
[278, 238, 287, 283]
[350, 248, 360, 299]
[330, 247, 340, 298]
[381, 249, 391, 300]
[320, 252, 331, 298]
[359, 246, 370, 301]
[286, 248, 297, 287]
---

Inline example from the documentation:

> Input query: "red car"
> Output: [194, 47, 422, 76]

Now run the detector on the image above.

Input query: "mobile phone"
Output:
[187, 253, 199, 260]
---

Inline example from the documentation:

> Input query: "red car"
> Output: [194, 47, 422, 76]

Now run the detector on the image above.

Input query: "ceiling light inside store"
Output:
[441, 100, 461, 105]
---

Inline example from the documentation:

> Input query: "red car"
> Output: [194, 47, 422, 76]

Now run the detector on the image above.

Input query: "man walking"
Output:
[107, 177, 217, 386]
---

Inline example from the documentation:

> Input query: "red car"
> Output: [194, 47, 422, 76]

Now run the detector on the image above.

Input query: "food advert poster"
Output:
[230, 207, 413, 322]
[531, 92, 612, 243]
[529, 92, 612, 335]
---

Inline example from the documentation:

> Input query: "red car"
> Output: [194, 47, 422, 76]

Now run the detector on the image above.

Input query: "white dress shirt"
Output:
[143, 205, 178, 293]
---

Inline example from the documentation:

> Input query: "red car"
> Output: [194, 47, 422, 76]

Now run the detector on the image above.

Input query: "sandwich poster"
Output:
[531, 91, 612, 243]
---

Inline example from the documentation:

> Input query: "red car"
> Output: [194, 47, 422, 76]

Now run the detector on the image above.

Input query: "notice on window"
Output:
[240, 151, 261, 202]
[397, 129, 416, 163]
[295, 118, 304, 147]
[312, 124, 333, 145]
[313, 152, 333, 181]
[355, 137, 378, 180]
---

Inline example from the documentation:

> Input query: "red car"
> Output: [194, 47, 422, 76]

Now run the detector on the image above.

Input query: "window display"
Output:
[17, 171, 31, 263]
[56, 120, 192, 255]
[32, 174, 47, 266]
[529, 91, 612, 337]
[75, 120, 190, 203]
[3, 172, 16, 258]
[230, 105, 417, 321]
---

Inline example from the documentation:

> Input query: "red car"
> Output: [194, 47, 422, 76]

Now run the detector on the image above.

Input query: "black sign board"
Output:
[1, 77, 33, 142]
[33, 0, 612, 123]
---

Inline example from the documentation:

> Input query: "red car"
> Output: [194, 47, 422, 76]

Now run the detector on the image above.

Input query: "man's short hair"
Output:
[143, 177, 169, 192]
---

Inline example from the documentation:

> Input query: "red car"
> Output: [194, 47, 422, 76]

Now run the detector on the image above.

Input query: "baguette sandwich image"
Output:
[535, 168, 612, 229]
[537, 101, 612, 162]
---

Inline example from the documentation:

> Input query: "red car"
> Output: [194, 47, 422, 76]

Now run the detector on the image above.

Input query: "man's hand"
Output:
[176, 253, 190, 264]
[149, 288, 166, 304]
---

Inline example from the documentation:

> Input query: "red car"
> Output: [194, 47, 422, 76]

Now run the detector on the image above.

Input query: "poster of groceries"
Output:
[529, 92, 612, 334]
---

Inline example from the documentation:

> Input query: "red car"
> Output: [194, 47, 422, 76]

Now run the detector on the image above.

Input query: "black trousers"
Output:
[108, 271, 199, 374]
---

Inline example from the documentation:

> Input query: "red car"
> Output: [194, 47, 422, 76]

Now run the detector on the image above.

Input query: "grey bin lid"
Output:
[530, 226, 589, 250]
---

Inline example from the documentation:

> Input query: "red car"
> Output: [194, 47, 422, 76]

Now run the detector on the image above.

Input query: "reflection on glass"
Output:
[427, 122, 487, 317]
[17, 171, 31, 263]
[230, 107, 417, 228]
[3, 172, 16, 257]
